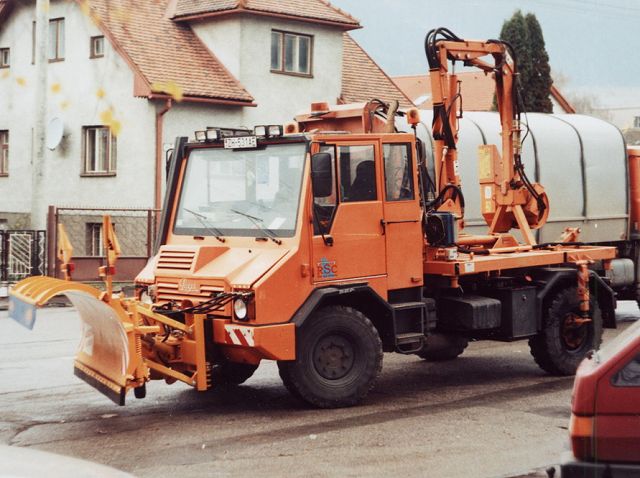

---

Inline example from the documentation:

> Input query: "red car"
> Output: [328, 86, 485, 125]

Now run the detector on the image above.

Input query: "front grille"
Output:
[156, 279, 227, 311]
[157, 249, 196, 271]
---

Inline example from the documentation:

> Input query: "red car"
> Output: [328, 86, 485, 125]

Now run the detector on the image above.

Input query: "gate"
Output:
[49, 207, 159, 282]
[0, 230, 47, 282]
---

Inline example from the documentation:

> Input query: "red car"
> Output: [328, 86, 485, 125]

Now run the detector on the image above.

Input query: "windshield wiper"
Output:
[183, 208, 225, 243]
[230, 209, 282, 245]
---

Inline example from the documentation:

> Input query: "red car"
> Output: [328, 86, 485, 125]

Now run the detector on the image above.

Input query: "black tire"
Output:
[134, 383, 146, 399]
[278, 305, 383, 408]
[417, 333, 469, 361]
[529, 286, 603, 376]
[212, 360, 258, 386]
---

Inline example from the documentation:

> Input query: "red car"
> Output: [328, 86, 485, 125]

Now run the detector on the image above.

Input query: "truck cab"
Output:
[136, 105, 426, 406]
[562, 320, 640, 477]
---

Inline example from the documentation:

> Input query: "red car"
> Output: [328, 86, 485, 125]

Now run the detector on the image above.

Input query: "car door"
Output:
[311, 141, 386, 283]
[381, 140, 423, 290]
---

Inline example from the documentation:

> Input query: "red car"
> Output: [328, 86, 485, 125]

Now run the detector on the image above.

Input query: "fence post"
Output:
[46, 205, 57, 277]
[0, 231, 6, 282]
[146, 209, 152, 258]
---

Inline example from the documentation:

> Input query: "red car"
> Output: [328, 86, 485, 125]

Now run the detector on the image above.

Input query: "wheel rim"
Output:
[313, 334, 355, 380]
[561, 313, 590, 351]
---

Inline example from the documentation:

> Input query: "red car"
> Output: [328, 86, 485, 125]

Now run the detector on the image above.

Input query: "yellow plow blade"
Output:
[9, 277, 144, 406]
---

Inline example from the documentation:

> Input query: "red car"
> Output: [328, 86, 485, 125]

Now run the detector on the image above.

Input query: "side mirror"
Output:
[311, 152, 333, 198]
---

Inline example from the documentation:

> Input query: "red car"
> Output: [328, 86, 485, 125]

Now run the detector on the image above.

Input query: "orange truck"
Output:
[8, 30, 626, 408]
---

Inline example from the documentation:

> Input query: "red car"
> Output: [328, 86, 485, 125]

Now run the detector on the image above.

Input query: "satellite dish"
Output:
[46, 117, 65, 150]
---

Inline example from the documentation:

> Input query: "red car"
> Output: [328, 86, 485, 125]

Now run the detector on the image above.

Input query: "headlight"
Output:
[234, 298, 248, 320]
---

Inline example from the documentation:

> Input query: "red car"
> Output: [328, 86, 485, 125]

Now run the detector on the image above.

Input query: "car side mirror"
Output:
[311, 152, 333, 198]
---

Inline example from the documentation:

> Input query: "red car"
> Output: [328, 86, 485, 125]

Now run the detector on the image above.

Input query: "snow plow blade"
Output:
[9, 276, 146, 406]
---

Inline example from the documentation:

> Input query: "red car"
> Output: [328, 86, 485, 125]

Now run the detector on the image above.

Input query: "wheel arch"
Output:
[532, 267, 616, 329]
[291, 284, 395, 351]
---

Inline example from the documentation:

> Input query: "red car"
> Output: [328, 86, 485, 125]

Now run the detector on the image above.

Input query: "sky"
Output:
[331, 0, 640, 106]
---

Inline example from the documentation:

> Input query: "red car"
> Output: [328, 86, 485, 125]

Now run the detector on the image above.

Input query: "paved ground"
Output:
[1, 302, 638, 478]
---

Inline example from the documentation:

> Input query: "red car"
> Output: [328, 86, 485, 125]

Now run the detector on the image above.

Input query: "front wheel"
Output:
[529, 286, 603, 375]
[278, 305, 383, 408]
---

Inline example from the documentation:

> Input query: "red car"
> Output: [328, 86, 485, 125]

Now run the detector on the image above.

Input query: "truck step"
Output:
[395, 333, 424, 354]
[391, 301, 426, 311]
[395, 332, 425, 344]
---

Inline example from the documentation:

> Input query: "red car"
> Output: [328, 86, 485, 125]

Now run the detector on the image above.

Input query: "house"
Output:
[393, 71, 576, 113]
[0, 0, 411, 242]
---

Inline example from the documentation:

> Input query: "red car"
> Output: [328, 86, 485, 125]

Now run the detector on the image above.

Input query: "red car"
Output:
[562, 319, 640, 477]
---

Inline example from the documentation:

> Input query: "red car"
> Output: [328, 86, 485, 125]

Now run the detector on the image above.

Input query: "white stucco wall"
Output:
[194, 15, 344, 127]
[0, 4, 347, 230]
[0, 0, 158, 228]
[191, 18, 242, 79]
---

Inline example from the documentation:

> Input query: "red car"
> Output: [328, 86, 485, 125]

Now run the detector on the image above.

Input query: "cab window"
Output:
[612, 353, 640, 387]
[383, 143, 414, 201]
[339, 145, 376, 202]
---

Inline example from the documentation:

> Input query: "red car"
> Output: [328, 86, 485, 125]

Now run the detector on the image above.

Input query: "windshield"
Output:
[174, 142, 307, 238]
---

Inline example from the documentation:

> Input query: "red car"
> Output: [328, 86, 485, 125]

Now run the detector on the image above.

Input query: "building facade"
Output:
[0, 0, 410, 241]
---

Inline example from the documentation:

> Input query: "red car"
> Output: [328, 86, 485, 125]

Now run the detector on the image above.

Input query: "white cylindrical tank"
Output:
[400, 111, 628, 243]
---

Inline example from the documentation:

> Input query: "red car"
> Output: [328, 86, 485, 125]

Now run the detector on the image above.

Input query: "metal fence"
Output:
[49, 207, 160, 281]
[0, 230, 47, 282]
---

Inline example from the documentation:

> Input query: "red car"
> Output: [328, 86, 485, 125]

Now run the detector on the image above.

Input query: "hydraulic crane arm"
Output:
[425, 28, 549, 246]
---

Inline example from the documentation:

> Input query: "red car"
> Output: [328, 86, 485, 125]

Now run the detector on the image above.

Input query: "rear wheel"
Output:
[417, 333, 469, 361]
[529, 286, 602, 375]
[278, 305, 383, 408]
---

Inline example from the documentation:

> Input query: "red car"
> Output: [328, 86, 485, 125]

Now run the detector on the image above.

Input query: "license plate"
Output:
[8, 295, 38, 330]
[224, 136, 257, 149]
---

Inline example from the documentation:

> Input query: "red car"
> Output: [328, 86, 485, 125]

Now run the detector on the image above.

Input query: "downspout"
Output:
[155, 98, 173, 213]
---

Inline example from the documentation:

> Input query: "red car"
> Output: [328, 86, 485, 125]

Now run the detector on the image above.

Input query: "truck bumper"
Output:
[560, 452, 640, 478]
[213, 320, 295, 361]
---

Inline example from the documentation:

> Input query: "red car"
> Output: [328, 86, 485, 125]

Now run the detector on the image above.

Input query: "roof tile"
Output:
[341, 34, 413, 108]
[87, 0, 254, 103]
[173, 0, 359, 27]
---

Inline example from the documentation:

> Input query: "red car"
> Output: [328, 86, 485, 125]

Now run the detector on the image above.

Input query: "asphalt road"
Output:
[1, 302, 638, 478]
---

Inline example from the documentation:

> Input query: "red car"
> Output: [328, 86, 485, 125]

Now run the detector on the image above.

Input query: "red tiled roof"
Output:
[394, 72, 496, 110]
[0, 0, 14, 25]
[394, 72, 575, 113]
[85, 0, 254, 104]
[173, 0, 360, 28]
[341, 34, 413, 109]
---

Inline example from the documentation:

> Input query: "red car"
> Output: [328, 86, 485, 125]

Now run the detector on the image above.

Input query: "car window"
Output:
[339, 145, 377, 202]
[612, 353, 640, 387]
[383, 143, 414, 201]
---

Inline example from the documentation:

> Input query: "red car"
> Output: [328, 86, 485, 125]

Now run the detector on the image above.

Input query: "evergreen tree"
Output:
[525, 13, 553, 113]
[499, 10, 553, 113]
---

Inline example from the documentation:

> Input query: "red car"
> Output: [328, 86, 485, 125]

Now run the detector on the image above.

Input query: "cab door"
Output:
[381, 141, 423, 289]
[311, 141, 386, 283]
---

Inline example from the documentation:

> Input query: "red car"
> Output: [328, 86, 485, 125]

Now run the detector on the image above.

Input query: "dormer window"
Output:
[270, 30, 312, 77]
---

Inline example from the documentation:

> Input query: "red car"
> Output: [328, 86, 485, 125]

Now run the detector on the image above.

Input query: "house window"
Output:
[82, 126, 117, 175]
[634, 116, 640, 128]
[270, 30, 312, 76]
[32, 18, 65, 63]
[0, 48, 9, 68]
[49, 18, 65, 61]
[0, 131, 8, 176]
[86, 223, 103, 256]
[90, 35, 104, 58]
